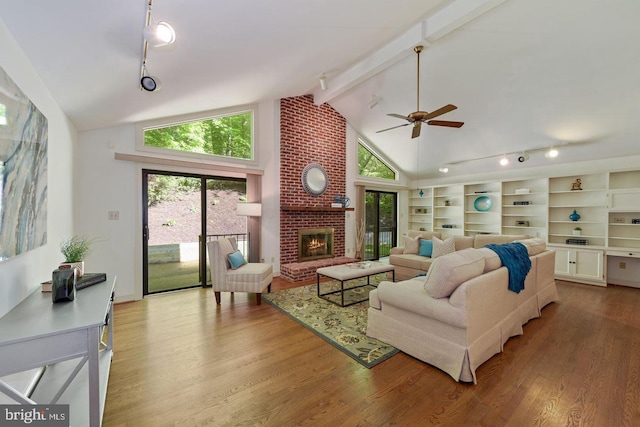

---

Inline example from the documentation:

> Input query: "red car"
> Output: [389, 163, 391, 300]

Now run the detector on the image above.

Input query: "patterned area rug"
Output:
[262, 278, 399, 368]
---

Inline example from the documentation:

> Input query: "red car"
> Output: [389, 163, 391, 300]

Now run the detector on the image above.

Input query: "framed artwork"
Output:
[0, 65, 48, 261]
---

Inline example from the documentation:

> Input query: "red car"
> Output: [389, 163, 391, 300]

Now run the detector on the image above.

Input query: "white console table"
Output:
[0, 275, 116, 427]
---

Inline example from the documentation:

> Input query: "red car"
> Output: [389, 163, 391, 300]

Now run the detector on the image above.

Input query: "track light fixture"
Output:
[319, 74, 328, 91]
[139, 0, 175, 92]
[517, 152, 530, 162]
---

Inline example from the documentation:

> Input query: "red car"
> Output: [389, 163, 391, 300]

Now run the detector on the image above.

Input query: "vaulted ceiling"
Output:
[1, 0, 639, 179]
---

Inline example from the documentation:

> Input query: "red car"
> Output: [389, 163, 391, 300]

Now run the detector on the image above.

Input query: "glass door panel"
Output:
[144, 172, 202, 294]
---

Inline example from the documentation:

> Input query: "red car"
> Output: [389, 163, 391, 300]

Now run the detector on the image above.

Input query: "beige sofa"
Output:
[389, 231, 531, 281]
[367, 238, 558, 383]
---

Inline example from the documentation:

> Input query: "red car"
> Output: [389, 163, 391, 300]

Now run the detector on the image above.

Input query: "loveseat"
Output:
[389, 231, 531, 281]
[367, 238, 558, 383]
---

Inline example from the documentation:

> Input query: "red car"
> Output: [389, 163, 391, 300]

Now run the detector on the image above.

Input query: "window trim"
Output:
[357, 138, 399, 181]
[135, 103, 258, 166]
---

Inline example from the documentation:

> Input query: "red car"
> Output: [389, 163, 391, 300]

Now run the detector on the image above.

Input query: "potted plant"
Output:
[444, 199, 451, 207]
[60, 235, 95, 277]
[572, 227, 582, 236]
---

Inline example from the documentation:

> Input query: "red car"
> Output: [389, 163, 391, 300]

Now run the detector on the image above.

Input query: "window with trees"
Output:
[358, 139, 397, 180]
[143, 110, 253, 160]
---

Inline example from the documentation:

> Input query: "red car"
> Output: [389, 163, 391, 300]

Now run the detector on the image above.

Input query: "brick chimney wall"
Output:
[280, 95, 347, 265]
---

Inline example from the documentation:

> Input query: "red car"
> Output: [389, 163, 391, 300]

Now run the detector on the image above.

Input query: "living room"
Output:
[2, 0, 640, 425]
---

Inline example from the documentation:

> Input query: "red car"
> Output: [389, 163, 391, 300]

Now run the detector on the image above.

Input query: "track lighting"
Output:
[517, 152, 530, 162]
[144, 21, 176, 47]
[499, 156, 510, 166]
[139, 0, 175, 92]
[319, 74, 328, 91]
[545, 147, 559, 158]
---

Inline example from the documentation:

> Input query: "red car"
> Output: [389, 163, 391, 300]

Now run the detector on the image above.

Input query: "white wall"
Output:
[0, 19, 77, 317]
[75, 100, 281, 302]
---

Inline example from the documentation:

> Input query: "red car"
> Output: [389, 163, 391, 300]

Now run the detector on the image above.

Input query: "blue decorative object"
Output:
[569, 210, 581, 221]
[419, 189, 424, 197]
[474, 196, 492, 212]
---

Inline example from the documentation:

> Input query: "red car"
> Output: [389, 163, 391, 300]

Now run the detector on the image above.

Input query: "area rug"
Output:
[262, 278, 399, 368]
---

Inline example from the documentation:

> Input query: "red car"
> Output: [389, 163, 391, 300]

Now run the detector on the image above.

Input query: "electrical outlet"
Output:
[620, 262, 626, 269]
[108, 211, 119, 220]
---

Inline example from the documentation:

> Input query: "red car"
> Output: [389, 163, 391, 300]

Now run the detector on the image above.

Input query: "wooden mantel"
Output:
[281, 206, 354, 212]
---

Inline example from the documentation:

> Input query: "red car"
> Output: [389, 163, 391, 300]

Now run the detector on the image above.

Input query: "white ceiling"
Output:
[1, 0, 639, 179]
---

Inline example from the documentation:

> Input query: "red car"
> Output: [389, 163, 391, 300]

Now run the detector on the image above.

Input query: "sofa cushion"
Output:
[432, 236, 456, 258]
[473, 234, 529, 249]
[516, 238, 547, 255]
[477, 247, 502, 272]
[423, 248, 486, 298]
[403, 235, 420, 254]
[389, 253, 434, 271]
[454, 235, 475, 251]
[418, 239, 433, 257]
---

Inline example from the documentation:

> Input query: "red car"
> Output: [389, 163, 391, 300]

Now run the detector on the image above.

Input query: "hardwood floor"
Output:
[102, 278, 640, 426]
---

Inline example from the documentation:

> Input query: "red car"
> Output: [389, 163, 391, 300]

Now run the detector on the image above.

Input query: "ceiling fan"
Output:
[376, 45, 464, 139]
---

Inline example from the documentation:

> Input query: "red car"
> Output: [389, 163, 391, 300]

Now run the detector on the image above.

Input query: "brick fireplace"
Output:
[279, 95, 354, 281]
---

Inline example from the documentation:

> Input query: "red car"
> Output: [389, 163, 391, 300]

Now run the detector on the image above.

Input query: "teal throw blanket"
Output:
[484, 242, 531, 293]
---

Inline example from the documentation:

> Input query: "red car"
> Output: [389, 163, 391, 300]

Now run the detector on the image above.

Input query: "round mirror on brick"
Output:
[301, 163, 328, 196]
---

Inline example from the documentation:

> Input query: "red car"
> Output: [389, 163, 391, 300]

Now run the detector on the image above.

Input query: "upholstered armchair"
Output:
[206, 237, 273, 305]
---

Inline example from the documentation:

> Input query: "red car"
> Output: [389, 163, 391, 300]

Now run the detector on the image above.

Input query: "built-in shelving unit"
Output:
[433, 185, 464, 237]
[408, 188, 433, 231]
[548, 173, 607, 247]
[464, 182, 501, 236]
[501, 178, 548, 239]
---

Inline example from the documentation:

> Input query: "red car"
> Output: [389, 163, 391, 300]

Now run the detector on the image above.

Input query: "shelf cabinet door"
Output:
[553, 247, 604, 283]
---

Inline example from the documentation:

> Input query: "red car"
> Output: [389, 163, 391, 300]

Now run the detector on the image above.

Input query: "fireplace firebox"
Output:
[298, 228, 334, 262]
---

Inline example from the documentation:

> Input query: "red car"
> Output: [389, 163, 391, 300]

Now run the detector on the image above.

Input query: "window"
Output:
[358, 140, 397, 180]
[143, 110, 253, 161]
[0, 103, 6, 126]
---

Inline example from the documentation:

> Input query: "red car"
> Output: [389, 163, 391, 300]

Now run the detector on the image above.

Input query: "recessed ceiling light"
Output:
[499, 156, 510, 166]
[545, 148, 559, 158]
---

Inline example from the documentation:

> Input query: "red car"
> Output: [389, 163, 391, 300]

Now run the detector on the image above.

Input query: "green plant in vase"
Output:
[572, 227, 582, 236]
[60, 235, 95, 277]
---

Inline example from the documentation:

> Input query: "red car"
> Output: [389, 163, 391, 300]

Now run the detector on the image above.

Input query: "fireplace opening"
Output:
[298, 228, 334, 262]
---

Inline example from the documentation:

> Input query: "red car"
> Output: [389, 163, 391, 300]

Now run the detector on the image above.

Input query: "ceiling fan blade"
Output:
[427, 120, 464, 128]
[376, 123, 411, 134]
[411, 121, 422, 138]
[387, 113, 410, 120]
[423, 104, 457, 120]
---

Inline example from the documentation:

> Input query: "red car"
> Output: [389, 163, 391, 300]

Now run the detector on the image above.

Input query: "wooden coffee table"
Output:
[316, 261, 395, 307]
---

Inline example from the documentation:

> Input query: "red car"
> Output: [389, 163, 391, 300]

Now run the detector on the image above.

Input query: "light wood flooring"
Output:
[102, 278, 640, 426]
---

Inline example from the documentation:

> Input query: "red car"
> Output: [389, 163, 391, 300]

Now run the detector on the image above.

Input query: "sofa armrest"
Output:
[390, 246, 404, 255]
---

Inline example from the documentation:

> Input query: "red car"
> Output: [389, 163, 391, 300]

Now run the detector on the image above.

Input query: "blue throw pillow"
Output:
[418, 239, 433, 257]
[227, 250, 247, 270]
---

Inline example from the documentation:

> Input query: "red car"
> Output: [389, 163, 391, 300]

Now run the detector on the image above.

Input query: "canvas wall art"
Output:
[0, 65, 48, 261]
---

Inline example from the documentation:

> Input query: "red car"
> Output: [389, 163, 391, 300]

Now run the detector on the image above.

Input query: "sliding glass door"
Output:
[142, 170, 246, 295]
[364, 190, 397, 260]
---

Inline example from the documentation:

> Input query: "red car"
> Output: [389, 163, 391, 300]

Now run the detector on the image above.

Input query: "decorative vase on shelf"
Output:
[569, 210, 581, 221]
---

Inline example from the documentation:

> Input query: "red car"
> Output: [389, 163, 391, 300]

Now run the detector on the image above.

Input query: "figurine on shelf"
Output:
[571, 178, 582, 191]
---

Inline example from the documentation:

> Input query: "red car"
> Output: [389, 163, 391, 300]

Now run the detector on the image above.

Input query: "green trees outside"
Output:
[358, 141, 396, 180]
[144, 111, 252, 159]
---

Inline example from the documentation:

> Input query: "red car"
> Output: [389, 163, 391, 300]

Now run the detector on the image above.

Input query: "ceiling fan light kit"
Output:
[319, 74, 328, 91]
[376, 45, 464, 138]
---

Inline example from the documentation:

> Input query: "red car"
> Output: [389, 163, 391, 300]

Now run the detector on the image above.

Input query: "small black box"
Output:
[52, 268, 77, 303]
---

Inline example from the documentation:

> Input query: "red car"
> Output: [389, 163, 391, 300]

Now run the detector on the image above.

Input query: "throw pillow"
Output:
[403, 235, 420, 254]
[418, 239, 433, 257]
[423, 248, 486, 298]
[432, 236, 455, 258]
[227, 250, 247, 270]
